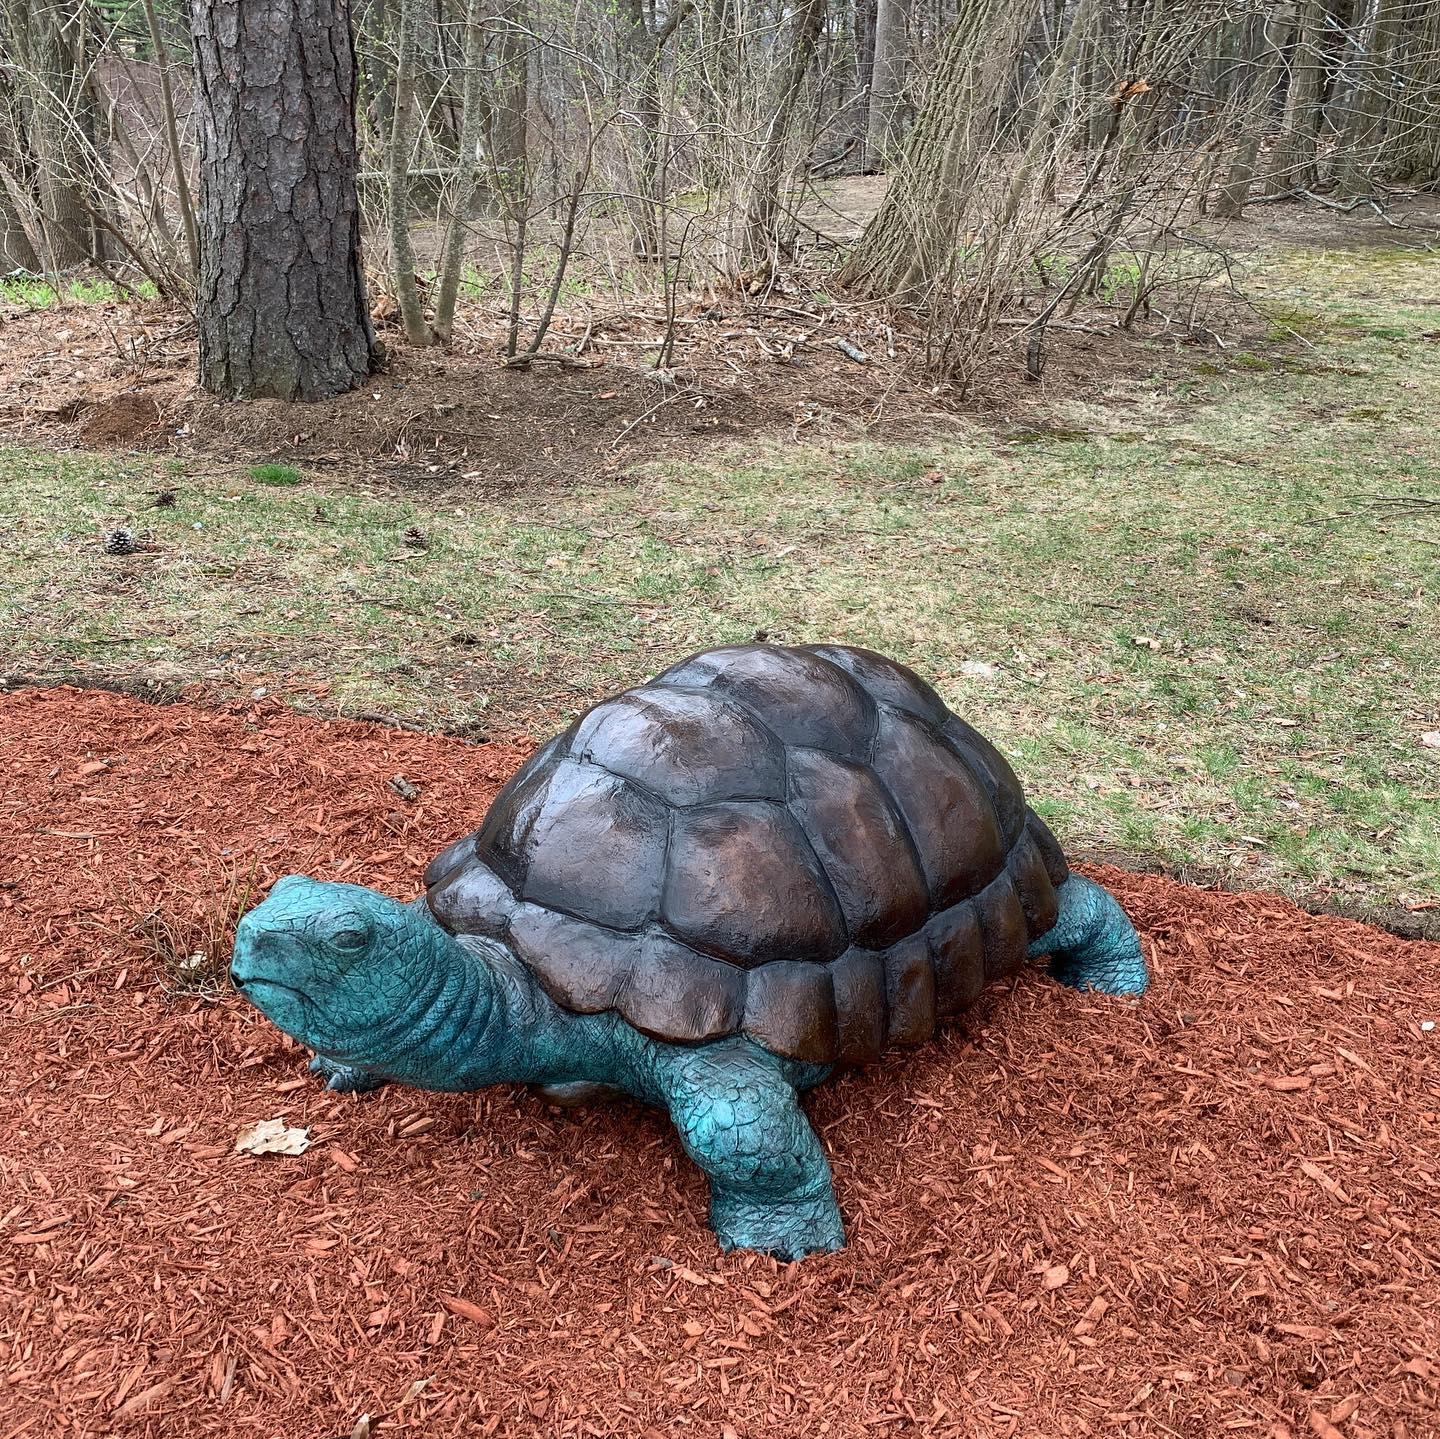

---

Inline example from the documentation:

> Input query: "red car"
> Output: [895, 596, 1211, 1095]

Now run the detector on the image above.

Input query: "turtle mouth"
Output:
[233, 975, 314, 1009]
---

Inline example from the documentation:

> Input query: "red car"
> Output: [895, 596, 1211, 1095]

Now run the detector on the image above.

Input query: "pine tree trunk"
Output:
[189, 0, 375, 401]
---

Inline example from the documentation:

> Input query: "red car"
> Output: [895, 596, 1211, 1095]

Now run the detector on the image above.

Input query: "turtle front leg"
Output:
[308, 1055, 387, 1093]
[663, 1043, 843, 1261]
[1029, 874, 1148, 996]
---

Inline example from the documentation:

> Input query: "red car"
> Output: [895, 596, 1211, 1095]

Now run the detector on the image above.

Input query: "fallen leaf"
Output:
[960, 660, 998, 678]
[235, 1117, 311, 1157]
[1421, 732, 1440, 748]
[1132, 635, 1161, 650]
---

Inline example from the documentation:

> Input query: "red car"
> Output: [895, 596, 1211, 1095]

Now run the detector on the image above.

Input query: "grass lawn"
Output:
[2, 244, 1436, 920]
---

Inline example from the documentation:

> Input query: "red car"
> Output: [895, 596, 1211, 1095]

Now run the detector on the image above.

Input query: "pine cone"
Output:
[103, 527, 139, 556]
[402, 526, 429, 550]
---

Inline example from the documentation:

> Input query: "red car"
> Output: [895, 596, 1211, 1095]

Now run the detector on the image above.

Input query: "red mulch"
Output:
[1, 687, 1436, 1439]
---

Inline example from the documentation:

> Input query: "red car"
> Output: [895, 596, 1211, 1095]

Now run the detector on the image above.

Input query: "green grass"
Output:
[0, 275, 159, 307]
[248, 462, 304, 487]
[1, 242, 1437, 916]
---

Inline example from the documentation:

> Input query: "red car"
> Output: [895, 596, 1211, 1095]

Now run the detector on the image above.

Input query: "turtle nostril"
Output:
[230, 968, 249, 989]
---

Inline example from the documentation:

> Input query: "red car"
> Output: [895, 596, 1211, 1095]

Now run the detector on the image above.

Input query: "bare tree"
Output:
[745, 0, 828, 263]
[385, 0, 435, 344]
[839, 0, 1038, 298]
[864, 0, 908, 170]
[1213, 9, 1291, 218]
[189, 0, 375, 400]
[2, 0, 100, 265]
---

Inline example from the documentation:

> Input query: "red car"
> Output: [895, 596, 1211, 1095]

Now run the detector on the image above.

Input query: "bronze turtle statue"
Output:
[233, 643, 1147, 1258]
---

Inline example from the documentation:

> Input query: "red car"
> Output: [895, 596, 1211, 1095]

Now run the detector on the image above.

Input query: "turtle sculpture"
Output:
[232, 643, 1147, 1259]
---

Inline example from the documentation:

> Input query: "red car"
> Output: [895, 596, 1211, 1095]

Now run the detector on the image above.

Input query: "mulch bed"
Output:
[1, 686, 1436, 1439]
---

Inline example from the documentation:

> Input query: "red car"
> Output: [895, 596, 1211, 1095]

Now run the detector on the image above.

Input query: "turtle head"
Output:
[231, 875, 478, 1069]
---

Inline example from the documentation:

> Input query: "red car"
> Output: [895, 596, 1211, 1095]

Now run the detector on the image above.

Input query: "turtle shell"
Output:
[424, 644, 1069, 1066]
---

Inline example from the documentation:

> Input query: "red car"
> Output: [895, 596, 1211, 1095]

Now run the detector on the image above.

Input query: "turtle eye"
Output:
[330, 926, 370, 953]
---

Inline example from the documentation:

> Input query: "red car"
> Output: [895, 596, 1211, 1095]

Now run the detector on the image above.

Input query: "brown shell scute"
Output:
[870, 705, 1004, 910]
[659, 644, 877, 756]
[424, 642, 1069, 1067]
[570, 685, 785, 806]
[478, 757, 668, 931]
[785, 747, 927, 948]
[663, 802, 847, 966]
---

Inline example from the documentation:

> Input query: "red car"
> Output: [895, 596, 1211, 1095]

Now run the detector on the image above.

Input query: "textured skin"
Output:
[229, 646, 1151, 1259]
[425, 644, 1073, 1065]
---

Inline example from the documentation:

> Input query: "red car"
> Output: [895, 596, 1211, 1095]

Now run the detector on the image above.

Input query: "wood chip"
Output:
[439, 1295, 495, 1327]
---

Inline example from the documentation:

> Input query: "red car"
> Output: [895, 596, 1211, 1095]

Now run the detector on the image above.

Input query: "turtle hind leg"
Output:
[1028, 874, 1148, 996]
[664, 1043, 843, 1261]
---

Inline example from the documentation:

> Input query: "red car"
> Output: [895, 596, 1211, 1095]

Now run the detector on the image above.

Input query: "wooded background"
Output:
[2, 0, 1436, 398]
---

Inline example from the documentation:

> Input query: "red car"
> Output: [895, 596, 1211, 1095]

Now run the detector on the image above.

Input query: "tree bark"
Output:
[864, 0, 909, 169]
[1383, 0, 1440, 183]
[1269, 0, 1324, 192]
[1332, 0, 1401, 194]
[0, 178, 38, 272]
[839, 0, 1035, 299]
[853, 0, 878, 165]
[432, 0, 486, 342]
[189, 0, 375, 400]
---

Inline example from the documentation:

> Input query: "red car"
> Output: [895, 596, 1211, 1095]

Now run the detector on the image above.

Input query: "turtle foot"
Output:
[1030, 874, 1148, 996]
[309, 1055, 387, 1093]
[710, 1189, 845, 1262]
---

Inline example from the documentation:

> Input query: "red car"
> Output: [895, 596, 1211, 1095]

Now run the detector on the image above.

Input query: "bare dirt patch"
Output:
[2, 685, 1437, 1438]
[0, 284, 1239, 490]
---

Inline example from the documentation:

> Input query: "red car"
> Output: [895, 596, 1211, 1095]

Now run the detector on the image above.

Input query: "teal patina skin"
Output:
[230, 643, 1148, 1260]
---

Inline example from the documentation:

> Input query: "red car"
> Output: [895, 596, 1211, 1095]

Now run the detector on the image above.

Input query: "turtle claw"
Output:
[309, 1055, 386, 1093]
[711, 1190, 845, 1262]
